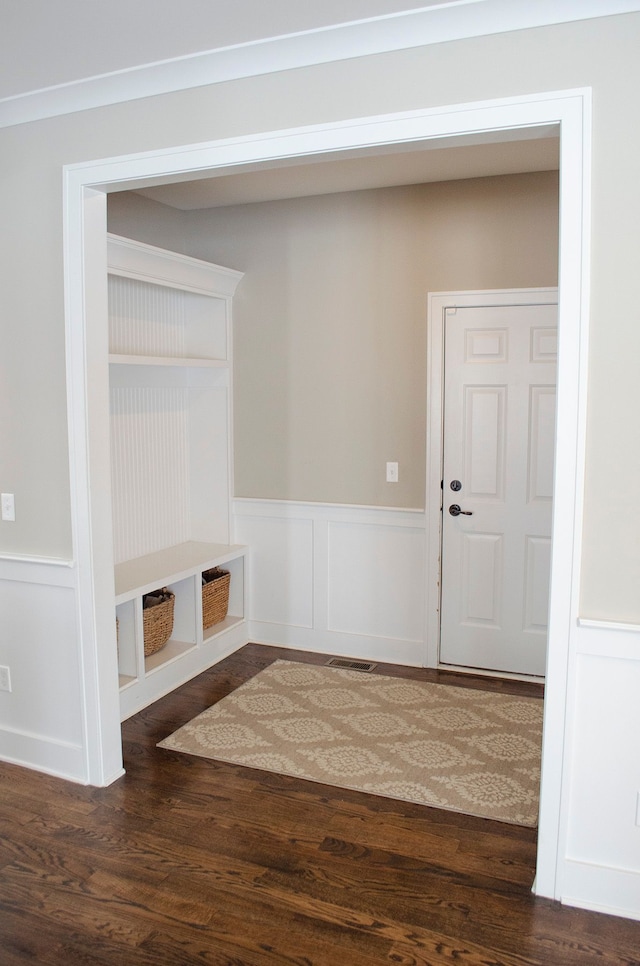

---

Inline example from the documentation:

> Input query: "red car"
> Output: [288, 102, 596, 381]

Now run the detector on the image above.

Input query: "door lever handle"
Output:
[449, 504, 473, 516]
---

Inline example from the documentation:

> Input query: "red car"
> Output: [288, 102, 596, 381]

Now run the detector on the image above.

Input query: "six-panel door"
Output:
[439, 302, 557, 676]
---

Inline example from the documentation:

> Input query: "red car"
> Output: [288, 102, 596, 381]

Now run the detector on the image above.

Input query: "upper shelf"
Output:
[108, 354, 228, 368]
[107, 233, 244, 365]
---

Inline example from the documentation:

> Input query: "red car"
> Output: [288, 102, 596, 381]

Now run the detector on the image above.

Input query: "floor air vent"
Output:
[325, 658, 377, 672]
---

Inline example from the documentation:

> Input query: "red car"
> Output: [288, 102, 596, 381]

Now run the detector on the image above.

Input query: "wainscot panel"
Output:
[560, 620, 640, 921]
[327, 520, 425, 642]
[233, 499, 426, 666]
[0, 556, 87, 781]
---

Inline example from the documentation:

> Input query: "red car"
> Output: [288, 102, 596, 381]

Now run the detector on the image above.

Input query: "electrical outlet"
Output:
[386, 462, 399, 483]
[0, 666, 11, 692]
[1, 493, 15, 522]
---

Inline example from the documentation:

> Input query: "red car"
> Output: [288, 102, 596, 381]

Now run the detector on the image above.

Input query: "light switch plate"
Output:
[1, 493, 15, 522]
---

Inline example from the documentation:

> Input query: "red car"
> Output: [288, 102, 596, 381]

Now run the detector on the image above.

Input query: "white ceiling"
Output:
[131, 129, 559, 211]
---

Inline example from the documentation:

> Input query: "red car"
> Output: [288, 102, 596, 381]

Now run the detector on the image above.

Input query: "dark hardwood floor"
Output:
[0, 643, 639, 965]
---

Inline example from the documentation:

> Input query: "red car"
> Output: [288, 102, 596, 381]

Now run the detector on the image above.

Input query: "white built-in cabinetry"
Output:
[107, 234, 247, 720]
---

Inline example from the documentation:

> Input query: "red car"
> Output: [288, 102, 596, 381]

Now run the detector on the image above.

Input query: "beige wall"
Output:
[108, 192, 188, 253]
[2, 12, 640, 616]
[111, 173, 558, 508]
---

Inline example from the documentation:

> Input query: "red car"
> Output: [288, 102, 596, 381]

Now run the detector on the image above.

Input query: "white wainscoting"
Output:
[0, 555, 87, 781]
[559, 618, 640, 921]
[233, 499, 426, 666]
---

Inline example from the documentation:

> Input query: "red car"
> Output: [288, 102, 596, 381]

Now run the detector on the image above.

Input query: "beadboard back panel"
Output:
[109, 276, 186, 358]
[107, 236, 241, 567]
[108, 275, 227, 361]
[110, 386, 191, 563]
[110, 381, 230, 563]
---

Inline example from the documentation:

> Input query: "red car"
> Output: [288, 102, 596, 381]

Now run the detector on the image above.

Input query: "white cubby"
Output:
[107, 235, 247, 720]
[201, 553, 245, 645]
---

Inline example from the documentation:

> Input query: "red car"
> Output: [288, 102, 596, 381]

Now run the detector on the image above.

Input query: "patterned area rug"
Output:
[159, 660, 543, 826]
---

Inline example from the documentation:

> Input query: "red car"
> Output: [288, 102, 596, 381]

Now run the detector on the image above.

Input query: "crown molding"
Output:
[1, 0, 638, 129]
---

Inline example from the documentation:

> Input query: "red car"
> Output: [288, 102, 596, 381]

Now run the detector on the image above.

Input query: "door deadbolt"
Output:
[450, 480, 462, 491]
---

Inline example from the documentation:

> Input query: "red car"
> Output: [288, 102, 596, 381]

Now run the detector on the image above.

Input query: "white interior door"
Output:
[439, 299, 557, 676]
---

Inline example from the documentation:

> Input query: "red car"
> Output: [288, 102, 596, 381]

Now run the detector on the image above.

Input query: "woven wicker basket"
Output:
[142, 588, 175, 657]
[202, 568, 230, 630]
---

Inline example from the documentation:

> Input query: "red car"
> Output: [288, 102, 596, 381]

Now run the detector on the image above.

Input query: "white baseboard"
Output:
[0, 725, 88, 785]
[248, 623, 424, 667]
[561, 858, 640, 922]
[119, 619, 249, 721]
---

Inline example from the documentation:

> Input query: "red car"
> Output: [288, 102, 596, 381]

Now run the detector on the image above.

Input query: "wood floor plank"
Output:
[0, 875, 158, 959]
[320, 806, 537, 884]
[0, 643, 639, 966]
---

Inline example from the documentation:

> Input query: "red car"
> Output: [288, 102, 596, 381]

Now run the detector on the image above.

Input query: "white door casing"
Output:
[64, 91, 591, 902]
[439, 299, 557, 677]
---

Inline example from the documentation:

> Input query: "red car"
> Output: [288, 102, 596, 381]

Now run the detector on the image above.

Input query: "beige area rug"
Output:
[159, 660, 543, 826]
